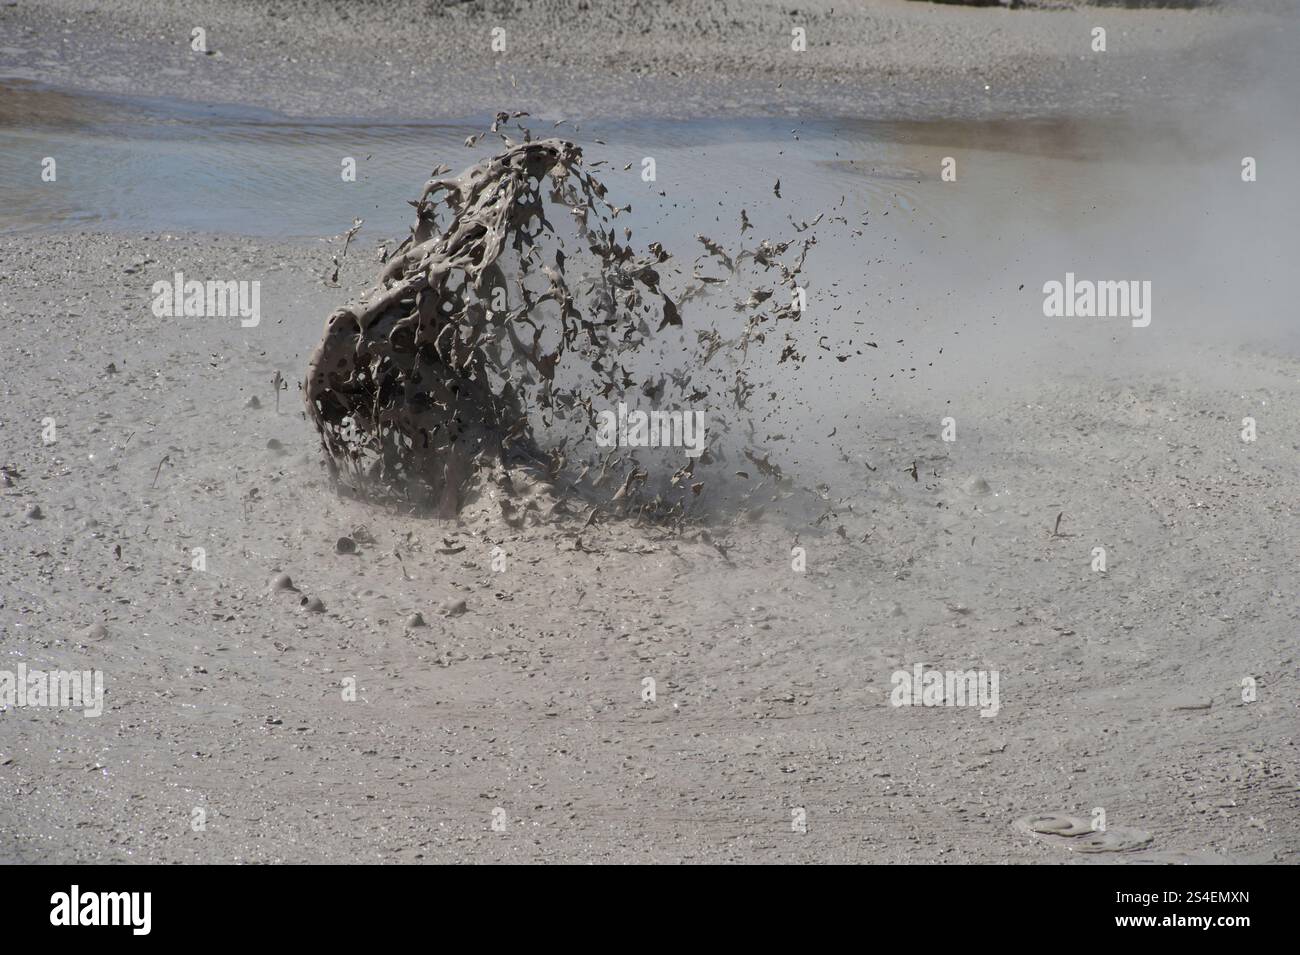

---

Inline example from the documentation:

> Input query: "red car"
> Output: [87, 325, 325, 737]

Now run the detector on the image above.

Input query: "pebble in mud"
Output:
[24, 504, 43, 520]
[301, 596, 326, 613]
[441, 598, 467, 617]
[269, 572, 298, 593]
[334, 536, 356, 555]
[406, 612, 427, 629]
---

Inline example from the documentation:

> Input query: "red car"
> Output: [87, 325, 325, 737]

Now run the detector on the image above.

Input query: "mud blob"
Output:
[269, 572, 297, 593]
[304, 131, 683, 516]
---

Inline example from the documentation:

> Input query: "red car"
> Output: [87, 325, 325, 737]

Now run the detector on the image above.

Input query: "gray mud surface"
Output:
[0, 0, 1297, 863]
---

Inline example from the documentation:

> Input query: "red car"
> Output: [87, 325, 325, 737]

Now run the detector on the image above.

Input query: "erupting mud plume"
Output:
[304, 115, 818, 523]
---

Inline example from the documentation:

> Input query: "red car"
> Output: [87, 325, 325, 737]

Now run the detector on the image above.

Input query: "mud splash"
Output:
[304, 115, 813, 523]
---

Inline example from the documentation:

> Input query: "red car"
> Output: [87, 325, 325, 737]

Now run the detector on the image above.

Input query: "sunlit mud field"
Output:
[0, 0, 1296, 865]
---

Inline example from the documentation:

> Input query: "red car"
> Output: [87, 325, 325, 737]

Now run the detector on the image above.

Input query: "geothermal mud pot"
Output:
[304, 117, 813, 523]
